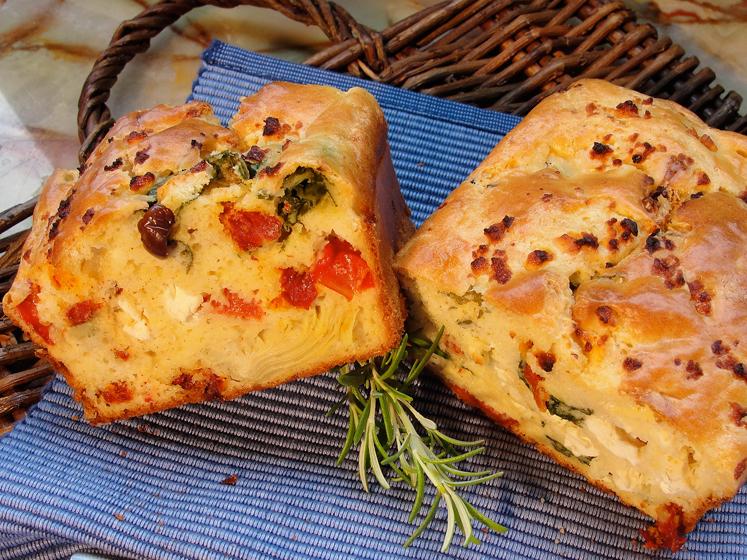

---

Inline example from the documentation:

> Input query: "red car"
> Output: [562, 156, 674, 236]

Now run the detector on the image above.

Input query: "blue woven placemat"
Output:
[1, 41, 745, 560]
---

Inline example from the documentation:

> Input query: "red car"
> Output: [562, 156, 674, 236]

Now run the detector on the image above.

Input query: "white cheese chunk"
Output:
[163, 285, 202, 323]
[116, 298, 150, 341]
[585, 415, 640, 465]
[157, 166, 214, 211]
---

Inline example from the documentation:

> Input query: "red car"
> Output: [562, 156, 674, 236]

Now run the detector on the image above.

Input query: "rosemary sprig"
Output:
[331, 327, 507, 551]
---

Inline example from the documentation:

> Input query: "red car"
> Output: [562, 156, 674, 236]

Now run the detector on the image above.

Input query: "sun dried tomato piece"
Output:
[522, 362, 548, 411]
[81, 208, 95, 225]
[129, 172, 155, 191]
[100, 381, 133, 404]
[16, 284, 52, 344]
[263, 117, 281, 136]
[280, 268, 318, 309]
[595, 305, 614, 325]
[219, 203, 282, 251]
[243, 145, 268, 163]
[312, 235, 374, 300]
[125, 130, 148, 144]
[623, 357, 643, 371]
[134, 149, 150, 164]
[104, 158, 123, 171]
[535, 351, 556, 373]
[66, 300, 101, 326]
[210, 288, 263, 319]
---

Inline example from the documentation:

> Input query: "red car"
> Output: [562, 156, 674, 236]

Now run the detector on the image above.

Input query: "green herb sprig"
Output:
[330, 327, 507, 551]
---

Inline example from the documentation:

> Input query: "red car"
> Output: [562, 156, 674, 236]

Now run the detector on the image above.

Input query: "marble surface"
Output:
[0, 0, 427, 220]
[630, 0, 747, 101]
[0, 0, 745, 222]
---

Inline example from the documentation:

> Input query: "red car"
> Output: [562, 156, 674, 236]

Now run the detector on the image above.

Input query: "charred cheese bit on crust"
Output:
[395, 79, 747, 551]
[4, 83, 413, 424]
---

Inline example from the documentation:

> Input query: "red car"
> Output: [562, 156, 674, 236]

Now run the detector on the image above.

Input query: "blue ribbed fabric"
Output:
[0, 41, 744, 559]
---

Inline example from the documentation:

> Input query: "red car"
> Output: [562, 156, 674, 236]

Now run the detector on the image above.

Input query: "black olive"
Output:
[137, 204, 175, 257]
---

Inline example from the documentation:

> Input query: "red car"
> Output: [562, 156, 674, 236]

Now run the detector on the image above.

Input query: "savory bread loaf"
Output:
[396, 79, 747, 549]
[4, 82, 412, 424]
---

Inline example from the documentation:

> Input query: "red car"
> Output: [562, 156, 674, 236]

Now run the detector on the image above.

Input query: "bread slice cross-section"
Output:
[5, 82, 412, 424]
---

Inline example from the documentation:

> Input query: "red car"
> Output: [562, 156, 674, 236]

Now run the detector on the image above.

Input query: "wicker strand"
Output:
[0, 363, 54, 397]
[0, 197, 38, 234]
[77, 0, 388, 164]
[78, 1, 202, 156]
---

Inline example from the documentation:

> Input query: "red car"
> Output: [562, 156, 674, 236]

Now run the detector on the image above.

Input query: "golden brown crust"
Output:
[5, 84, 411, 424]
[446, 380, 519, 431]
[396, 79, 747, 548]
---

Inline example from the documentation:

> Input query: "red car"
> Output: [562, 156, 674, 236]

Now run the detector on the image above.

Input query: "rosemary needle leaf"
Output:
[381, 434, 411, 466]
[381, 335, 409, 380]
[464, 500, 509, 534]
[467, 534, 482, 546]
[336, 408, 357, 465]
[408, 336, 430, 347]
[353, 399, 371, 445]
[404, 327, 444, 385]
[368, 430, 390, 489]
[400, 400, 438, 431]
[443, 494, 457, 552]
[337, 371, 370, 387]
[358, 432, 369, 493]
[448, 472, 504, 487]
[404, 494, 442, 548]
[441, 464, 494, 478]
[434, 432, 485, 448]
[325, 393, 348, 417]
[453, 492, 474, 546]
[377, 382, 413, 404]
[380, 397, 394, 446]
[409, 333, 449, 359]
[332, 327, 506, 550]
[428, 447, 486, 465]
[386, 460, 409, 484]
[409, 463, 426, 523]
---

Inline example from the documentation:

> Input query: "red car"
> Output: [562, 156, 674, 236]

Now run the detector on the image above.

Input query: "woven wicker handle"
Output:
[76, 0, 385, 164]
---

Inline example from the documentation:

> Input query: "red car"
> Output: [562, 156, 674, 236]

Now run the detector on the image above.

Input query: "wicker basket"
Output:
[1, 0, 745, 434]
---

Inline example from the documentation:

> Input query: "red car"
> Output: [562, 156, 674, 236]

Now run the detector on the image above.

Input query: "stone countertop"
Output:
[628, 0, 747, 102]
[1, 0, 745, 218]
[0, 0, 423, 219]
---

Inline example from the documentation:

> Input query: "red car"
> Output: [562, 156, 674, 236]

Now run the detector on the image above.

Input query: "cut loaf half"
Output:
[5, 82, 412, 423]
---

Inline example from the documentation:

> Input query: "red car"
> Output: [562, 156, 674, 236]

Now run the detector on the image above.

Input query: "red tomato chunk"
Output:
[16, 284, 53, 344]
[312, 235, 374, 300]
[219, 203, 282, 251]
[280, 268, 318, 309]
[210, 288, 263, 319]
[67, 300, 101, 326]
